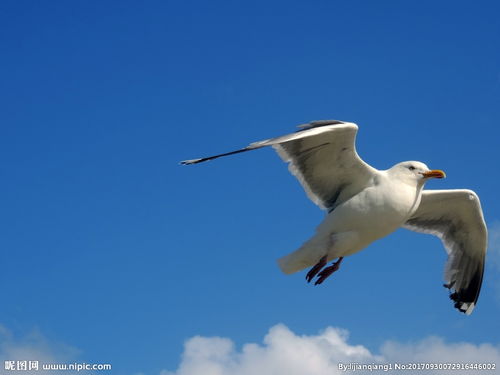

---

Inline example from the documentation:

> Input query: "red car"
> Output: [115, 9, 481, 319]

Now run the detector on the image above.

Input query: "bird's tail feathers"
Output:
[277, 236, 328, 274]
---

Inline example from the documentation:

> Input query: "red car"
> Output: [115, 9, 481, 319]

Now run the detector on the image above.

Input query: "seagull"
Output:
[181, 120, 487, 314]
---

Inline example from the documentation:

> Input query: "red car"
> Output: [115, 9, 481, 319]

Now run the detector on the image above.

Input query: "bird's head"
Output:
[390, 161, 446, 185]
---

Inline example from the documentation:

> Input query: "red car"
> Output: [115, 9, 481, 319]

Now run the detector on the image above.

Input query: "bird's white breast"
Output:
[318, 173, 422, 246]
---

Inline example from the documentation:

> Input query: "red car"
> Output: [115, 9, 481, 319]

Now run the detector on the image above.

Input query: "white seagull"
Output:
[181, 120, 487, 314]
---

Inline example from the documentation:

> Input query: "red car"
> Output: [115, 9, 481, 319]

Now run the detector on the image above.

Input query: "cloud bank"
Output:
[162, 324, 500, 375]
[0, 325, 79, 375]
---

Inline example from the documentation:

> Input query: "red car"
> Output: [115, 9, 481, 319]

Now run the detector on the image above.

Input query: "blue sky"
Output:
[1, 1, 500, 374]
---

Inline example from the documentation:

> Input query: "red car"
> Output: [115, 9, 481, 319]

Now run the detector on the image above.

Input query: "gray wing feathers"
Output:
[180, 120, 347, 165]
[182, 120, 376, 210]
[404, 189, 487, 314]
[268, 122, 376, 210]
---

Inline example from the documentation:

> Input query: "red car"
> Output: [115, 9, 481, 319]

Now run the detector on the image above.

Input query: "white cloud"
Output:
[0, 325, 79, 375]
[162, 324, 500, 375]
[160, 324, 374, 375]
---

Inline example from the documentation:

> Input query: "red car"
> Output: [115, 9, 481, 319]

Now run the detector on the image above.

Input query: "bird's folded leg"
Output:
[314, 257, 344, 285]
[305, 255, 327, 283]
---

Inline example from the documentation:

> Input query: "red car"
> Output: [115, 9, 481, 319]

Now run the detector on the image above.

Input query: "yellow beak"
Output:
[422, 169, 446, 179]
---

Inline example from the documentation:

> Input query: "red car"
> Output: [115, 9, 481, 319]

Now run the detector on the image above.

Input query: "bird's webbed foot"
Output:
[305, 255, 327, 283]
[314, 257, 344, 285]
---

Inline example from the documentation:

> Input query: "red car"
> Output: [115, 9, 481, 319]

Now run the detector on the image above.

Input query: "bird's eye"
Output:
[408, 166, 416, 171]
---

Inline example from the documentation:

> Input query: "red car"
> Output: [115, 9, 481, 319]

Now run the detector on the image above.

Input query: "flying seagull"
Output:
[181, 120, 487, 314]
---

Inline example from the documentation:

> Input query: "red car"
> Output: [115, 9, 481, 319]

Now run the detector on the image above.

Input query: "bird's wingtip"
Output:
[449, 292, 476, 315]
[180, 158, 202, 165]
[465, 304, 475, 315]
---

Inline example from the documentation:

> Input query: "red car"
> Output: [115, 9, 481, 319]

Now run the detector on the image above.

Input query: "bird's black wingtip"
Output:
[445, 261, 483, 315]
[180, 159, 203, 165]
[450, 293, 475, 315]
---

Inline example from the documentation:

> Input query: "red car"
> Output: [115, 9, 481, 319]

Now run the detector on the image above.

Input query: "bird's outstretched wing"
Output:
[181, 120, 377, 210]
[403, 189, 487, 314]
